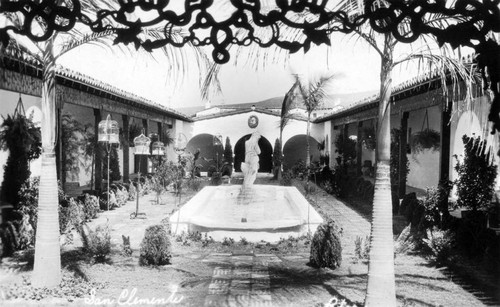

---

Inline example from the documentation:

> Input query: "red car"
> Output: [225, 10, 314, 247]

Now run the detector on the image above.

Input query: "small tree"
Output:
[334, 133, 356, 166]
[455, 135, 497, 211]
[223, 137, 233, 176]
[61, 113, 86, 185]
[102, 145, 121, 182]
[273, 138, 283, 180]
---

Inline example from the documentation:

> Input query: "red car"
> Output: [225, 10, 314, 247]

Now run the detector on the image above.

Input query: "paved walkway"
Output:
[311, 190, 371, 259]
[203, 252, 280, 307]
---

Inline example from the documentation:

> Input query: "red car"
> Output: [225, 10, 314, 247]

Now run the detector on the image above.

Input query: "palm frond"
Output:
[280, 81, 299, 133]
[201, 62, 223, 102]
[302, 74, 336, 113]
[394, 50, 476, 113]
[56, 30, 117, 60]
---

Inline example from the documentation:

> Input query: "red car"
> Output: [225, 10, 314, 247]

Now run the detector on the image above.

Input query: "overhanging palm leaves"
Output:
[282, 73, 335, 167]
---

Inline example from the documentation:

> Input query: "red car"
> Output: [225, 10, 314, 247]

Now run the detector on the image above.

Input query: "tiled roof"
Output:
[179, 90, 377, 118]
[192, 107, 308, 122]
[55, 66, 190, 120]
[315, 70, 447, 123]
[1, 45, 190, 121]
[315, 52, 478, 123]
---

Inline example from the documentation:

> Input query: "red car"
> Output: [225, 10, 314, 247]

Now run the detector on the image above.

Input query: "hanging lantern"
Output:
[174, 133, 187, 156]
[213, 133, 223, 146]
[133, 133, 151, 155]
[98, 114, 119, 144]
[152, 141, 165, 156]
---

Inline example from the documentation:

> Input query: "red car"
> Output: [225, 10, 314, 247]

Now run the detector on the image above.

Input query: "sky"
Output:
[58, 32, 384, 109]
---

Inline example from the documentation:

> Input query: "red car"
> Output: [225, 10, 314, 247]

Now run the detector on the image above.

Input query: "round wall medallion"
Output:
[248, 115, 259, 128]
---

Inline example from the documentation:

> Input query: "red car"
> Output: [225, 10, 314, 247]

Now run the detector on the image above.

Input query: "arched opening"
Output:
[234, 134, 273, 173]
[186, 133, 224, 172]
[283, 135, 320, 170]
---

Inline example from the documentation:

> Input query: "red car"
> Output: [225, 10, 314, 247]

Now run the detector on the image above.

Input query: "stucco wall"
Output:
[406, 105, 441, 189]
[450, 95, 500, 190]
[191, 111, 316, 152]
[61, 103, 94, 186]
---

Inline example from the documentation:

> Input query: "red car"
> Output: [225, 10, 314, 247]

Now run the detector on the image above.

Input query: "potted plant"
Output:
[0, 97, 41, 206]
[410, 109, 440, 154]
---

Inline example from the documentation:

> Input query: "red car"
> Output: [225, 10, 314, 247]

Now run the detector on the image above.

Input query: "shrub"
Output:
[201, 233, 215, 247]
[280, 170, 292, 186]
[2, 269, 104, 301]
[399, 192, 417, 216]
[17, 176, 67, 238]
[81, 223, 111, 263]
[100, 191, 117, 210]
[309, 219, 342, 269]
[139, 225, 172, 266]
[454, 211, 494, 259]
[354, 235, 369, 262]
[222, 237, 235, 246]
[394, 224, 417, 255]
[422, 227, 455, 264]
[0, 221, 19, 256]
[187, 178, 202, 191]
[128, 181, 137, 201]
[82, 194, 99, 221]
[239, 237, 249, 245]
[454, 135, 497, 211]
[17, 214, 33, 250]
[121, 235, 133, 257]
[272, 138, 283, 180]
[210, 171, 222, 186]
[330, 165, 351, 198]
[291, 159, 307, 179]
[421, 187, 443, 228]
[114, 186, 128, 207]
[320, 180, 335, 195]
[160, 217, 171, 235]
[303, 181, 316, 195]
[59, 198, 85, 243]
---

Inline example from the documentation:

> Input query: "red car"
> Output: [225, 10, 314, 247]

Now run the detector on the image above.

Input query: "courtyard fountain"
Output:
[169, 131, 323, 242]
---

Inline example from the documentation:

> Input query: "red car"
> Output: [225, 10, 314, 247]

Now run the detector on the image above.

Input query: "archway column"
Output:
[93, 108, 102, 191]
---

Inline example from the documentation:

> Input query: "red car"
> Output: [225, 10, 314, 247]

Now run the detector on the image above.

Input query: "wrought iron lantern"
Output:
[98, 114, 119, 144]
[98, 114, 120, 211]
[213, 133, 223, 147]
[151, 141, 165, 156]
[133, 133, 151, 155]
[131, 130, 150, 219]
[173, 132, 187, 234]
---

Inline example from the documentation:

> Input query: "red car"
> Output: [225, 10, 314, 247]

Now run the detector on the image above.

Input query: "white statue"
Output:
[241, 131, 261, 190]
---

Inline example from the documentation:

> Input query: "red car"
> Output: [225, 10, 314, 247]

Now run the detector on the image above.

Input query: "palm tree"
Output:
[291, 74, 335, 167]
[336, 3, 475, 306]
[2, 2, 216, 288]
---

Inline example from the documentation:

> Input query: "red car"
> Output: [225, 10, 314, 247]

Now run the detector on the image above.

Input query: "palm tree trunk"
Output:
[306, 112, 311, 166]
[365, 33, 396, 307]
[32, 39, 61, 288]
